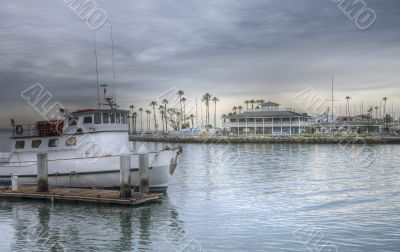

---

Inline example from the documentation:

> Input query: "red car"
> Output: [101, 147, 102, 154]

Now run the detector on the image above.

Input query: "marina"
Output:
[1, 0, 400, 251]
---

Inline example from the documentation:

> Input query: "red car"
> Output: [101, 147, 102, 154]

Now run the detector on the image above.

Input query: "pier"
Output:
[0, 147, 161, 206]
[0, 186, 163, 206]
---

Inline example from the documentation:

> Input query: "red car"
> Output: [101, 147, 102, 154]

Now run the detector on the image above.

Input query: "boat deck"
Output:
[0, 186, 163, 206]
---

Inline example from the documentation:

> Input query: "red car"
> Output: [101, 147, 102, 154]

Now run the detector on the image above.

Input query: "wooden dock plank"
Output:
[0, 186, 163, 206]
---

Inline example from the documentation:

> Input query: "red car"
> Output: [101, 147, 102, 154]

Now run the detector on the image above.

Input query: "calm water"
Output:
[0, 140, 400, 251]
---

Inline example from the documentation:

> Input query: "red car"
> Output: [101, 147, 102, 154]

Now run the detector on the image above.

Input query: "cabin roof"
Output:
[71, 109, 128, 116]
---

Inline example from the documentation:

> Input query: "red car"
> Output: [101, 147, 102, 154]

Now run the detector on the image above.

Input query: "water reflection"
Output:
[2, 198, 184, 252]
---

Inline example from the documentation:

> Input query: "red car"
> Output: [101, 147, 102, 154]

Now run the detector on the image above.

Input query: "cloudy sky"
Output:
[0, 0, 400, 127]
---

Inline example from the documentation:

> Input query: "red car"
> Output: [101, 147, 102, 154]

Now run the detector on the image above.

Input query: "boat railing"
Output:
[11, 124, 38, 138]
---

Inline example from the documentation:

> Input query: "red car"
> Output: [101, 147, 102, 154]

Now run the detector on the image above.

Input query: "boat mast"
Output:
[94, 31, 100, 109]
[111, 25, 117, 103]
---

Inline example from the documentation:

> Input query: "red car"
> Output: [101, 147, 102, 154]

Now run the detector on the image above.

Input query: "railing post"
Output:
[138, 145, 149, 194]
[120, 154, 131, 199]
[37, 153, 48, 192]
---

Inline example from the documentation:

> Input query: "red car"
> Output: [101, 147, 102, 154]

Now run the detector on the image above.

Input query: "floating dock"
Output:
[0, 186, 163, 206]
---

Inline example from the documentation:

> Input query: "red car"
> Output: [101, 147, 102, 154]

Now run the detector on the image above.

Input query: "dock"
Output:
[0, 186, 163, 206]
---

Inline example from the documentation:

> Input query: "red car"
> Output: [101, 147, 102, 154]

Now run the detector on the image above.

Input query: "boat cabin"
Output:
[10, 109, 129, 153]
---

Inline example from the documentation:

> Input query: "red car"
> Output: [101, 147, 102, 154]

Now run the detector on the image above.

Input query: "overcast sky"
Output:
[0, 0, 400, 127]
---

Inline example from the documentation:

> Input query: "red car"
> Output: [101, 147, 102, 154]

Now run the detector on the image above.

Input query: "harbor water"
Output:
[0, 140, 399, 251]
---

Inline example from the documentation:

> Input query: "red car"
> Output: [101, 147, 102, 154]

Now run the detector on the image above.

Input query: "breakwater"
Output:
[130, 135, 400, 144]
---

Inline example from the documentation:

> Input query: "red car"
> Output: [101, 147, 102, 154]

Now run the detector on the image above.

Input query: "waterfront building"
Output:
[222, 102, 313, 135]
[314, 114, 383, 134]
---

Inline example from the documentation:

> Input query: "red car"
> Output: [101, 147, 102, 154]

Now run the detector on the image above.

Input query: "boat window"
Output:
[32, 140, 42, 148]
[83, 116, 93, 124]
[116, 113, 120, 124]
[15, 141, 25, 149]
[66, 137, 77, 146]
[94, 113, 101, 124]
[121, 113, 127, 124]
[48, 139, 58, 148]
[68, 117, 79, 126]
[110, 113, 116, 124]
[103, 113, 109, 124]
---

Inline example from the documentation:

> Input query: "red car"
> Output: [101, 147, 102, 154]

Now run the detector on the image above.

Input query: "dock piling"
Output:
[138, 145, 149, 194]
[120, 154, 132, 199]
[37, 153, 49, 192]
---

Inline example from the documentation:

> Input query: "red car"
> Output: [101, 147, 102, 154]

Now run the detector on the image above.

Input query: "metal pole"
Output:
[37, 153, 48, 192]
[138, 145, 149, 194]
[120, 154, 131, 198]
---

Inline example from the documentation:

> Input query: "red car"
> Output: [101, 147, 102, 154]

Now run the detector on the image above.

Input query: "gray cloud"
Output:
[0, 0, 400, 127]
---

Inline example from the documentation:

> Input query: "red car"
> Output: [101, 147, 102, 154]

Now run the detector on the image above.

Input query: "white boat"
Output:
[0, 108, 182, 192]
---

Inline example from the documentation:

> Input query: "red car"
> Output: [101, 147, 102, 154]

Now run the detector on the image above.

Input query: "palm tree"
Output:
[132, 112, 137, 132]
[233, 106, 238, 114]
[345, 96, 351, 118]
[245, 100, 250, 111]
[138, 108, 144, 131]
[159, 105, 165, 132]
[189, 114, 195, 129]
[145, 109, 151, 131]
[374, 106, 379, 119]
[202, 93, 212, 125]
[162, 99, 169, 131]
[129, 105, 135, 133]
[382, 97, 388, 123]
[257, 99, 265, 105]
[181, 97, 187, 123]
[150, 101, 158, 130]
[177, 90, 184, 128]
[212, 97, 219, 128]
[250, 99, 256, 110]
[238, 106, 243, 114]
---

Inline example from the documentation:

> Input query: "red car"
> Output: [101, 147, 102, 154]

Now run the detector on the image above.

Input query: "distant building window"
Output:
[15, 141, 25, 149]
[230, 119, 237, 122]
[103, 113, 109, 124]
[66, 137, 77, 146]
[68, 117, 79, 126]
[121, 113, 127, 124]
[32, 140, 42, 148]
[110, 113, 116, 124]
[48, 139, 58, 148]
[94, 113, 101, 124]
[116, 113, 121, 124]
[256, 118, 263, 123]
[83, 116, 93, 124]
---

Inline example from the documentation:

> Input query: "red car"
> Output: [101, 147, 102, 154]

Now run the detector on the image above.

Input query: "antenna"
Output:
[110, 25, 117, 103]
[94, 31, 100, 108]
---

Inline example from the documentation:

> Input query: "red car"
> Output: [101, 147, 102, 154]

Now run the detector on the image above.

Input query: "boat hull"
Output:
[0, 149, 179, 193]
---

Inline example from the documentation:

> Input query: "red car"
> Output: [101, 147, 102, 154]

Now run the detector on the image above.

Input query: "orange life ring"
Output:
[15, 125, 23, 135]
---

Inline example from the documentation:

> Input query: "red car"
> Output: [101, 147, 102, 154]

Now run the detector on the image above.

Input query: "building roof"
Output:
[227, 110, 309, 118]
[261, 101, 280, 107]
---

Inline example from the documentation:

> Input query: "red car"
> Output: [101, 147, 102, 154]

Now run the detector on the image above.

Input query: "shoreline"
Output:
[129, 135, 400, 144]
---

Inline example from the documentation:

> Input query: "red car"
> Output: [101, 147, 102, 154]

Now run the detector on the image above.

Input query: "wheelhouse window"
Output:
[83, 116, 93, 124]
[68, 117, 79, 126]
[94, 113, 101, 124]
[110, 113, 116, 124]
[103, 113, 109, 124]
[66, 137, 77, 146]
[48, 139, 58, 148]
[116, 113, 121, 124]
[15, 141, 25, 149]
[32, 140, 42, 148]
